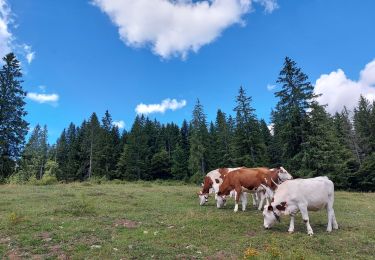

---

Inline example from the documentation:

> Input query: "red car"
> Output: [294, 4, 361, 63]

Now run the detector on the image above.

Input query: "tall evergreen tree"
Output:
[117, 115, 148, 180]
[0, 53, 28, 180]
[272, 57, 318, 172]
[233, 86, 267, 167]
[189, 99, 208, 181]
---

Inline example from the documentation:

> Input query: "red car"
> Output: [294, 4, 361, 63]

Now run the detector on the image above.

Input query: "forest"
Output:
[1, 53, 374, 191]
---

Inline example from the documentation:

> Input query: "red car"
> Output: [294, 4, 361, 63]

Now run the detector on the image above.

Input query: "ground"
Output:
[0, 182, 374, 259]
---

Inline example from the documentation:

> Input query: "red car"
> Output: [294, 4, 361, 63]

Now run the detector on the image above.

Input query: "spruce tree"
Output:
[272, 57, 318, 172]
[189, 99, 208, 181]
[233, 86, 267, 167]
[0, 53, 28, 180]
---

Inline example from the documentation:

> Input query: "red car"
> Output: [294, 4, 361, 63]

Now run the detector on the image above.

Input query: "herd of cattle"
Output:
[197, 167, 338, 236]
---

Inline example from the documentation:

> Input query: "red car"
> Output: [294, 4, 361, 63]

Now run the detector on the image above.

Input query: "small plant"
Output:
[54, 194, 96, 216]
[8, 212, 24, 225]
[243, 247, 259, 259]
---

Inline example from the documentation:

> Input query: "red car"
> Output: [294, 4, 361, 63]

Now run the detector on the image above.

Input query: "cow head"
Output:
[277, 167, 293, 182]
[216, 194, 227, 208]
[197, 191, 209, 206]
[263, 204, 281, 229]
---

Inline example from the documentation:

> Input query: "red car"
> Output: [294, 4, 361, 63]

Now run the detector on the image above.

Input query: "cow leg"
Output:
[299, 205, 313, 236]
[327, 196, 338, 231]
[258, 191, 266, 211]
[332, 210, 339, 230]
[234, 188, 241, 212]
[241, 192, 248, 212]
[288, 215, 295, 233]
[251, 193, 257, 207]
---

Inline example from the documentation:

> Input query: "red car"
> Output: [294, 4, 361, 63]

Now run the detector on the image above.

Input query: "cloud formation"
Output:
[314, 59, 375, 114]
[93, 0, 278, 59]
[112, 120, 125, 129]
[0, 0, 12, 58]
[0, 1, 35, 63]
[27, 92, 59, 105]
[136, 98, 187, 115]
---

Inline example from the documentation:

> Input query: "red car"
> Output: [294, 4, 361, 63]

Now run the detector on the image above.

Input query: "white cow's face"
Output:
[278, 167, 293, 182]
[198, 193, 208, 206]
[216, 195, 226, 208]
[263, 205, 280, 229]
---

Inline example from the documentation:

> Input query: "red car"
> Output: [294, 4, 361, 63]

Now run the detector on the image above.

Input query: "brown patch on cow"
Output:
[201, 176, 214, 194]
[113, 219, 140, 228]
[268, 205, 273, 211]
[215, 179, 220, 184]
[271, 198, 274, 202]
[276, 202, 287, 211]
[218, 168, 229, 178]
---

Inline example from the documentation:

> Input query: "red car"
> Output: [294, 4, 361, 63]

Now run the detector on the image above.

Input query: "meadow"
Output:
[0, 182, 374, 259]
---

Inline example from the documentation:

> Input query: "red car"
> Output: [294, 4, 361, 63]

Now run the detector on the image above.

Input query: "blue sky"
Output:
[2, 0, 375, 143]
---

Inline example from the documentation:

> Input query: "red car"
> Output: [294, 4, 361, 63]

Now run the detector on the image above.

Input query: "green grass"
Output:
[0, 183, 374, 259]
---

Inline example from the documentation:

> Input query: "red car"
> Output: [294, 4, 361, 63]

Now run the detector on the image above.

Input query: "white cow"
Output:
[263, 176, 338, 235]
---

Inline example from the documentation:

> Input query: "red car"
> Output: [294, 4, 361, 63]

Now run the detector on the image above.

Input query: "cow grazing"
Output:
[217, 167, 293, 212]
[263, 176, 338, 236]
[198, 167, 242, 206]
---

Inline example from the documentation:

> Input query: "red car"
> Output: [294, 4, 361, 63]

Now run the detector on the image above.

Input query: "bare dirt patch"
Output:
[113, 219, 140, 229]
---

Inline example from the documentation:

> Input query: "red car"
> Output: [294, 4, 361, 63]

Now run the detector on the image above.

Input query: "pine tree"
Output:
[300, 103, 349, 187]
[272, 57, 318, 172]
[117, 115, 148, 180]
[214, 110, 233, 167]
[171, 120, 190, 180]
[233, 86, 267, 167]
[354, 96, 374, 158]
[150, 149, 171, 179]
[188, 99, 208, 181]
[0, 53, 28, 180]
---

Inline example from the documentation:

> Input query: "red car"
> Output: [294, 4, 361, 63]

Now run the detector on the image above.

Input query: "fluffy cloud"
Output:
[314, 59, 375, 114]
[112, 120, 125, 129]
[0, 1, 35, 63]
[27, 92, 59, 105]
[0, 0, 12, 58]
[92, 0, 278, 59]
[136, 98, 187, 115]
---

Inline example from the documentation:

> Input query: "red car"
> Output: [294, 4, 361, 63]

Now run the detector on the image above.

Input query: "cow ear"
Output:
[268, 205, 273, 211]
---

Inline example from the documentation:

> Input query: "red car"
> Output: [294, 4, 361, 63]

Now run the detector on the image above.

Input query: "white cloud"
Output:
[112, 120, 125, 129]
[267, 83, 276, 91]
[27, 92, 59, 105]
[23, 44, 35, 64]
[0, 0, 12, 58]
[92, 0, 278, 59]
[136, 98, 187, 115]
[314, 59, 375, 114]
[0, 1, 35, 63]
[254, 0, 278, 13]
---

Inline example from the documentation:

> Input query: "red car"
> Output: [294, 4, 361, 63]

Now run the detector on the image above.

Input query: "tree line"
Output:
[1, 53, 374, 190]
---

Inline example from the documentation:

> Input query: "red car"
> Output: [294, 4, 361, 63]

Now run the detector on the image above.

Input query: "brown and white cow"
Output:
[198, 167, 242, 206]
[217, 167, 293, 212]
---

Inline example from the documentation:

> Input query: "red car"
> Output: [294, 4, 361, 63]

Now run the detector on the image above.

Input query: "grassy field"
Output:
[0, 182, 374, 259]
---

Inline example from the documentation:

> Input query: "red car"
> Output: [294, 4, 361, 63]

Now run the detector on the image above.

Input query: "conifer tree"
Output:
[189, 99, 208, 181]
[0, 53, 28, 180]
[272, 57, 318, 172]
[233, 86, 266, 167]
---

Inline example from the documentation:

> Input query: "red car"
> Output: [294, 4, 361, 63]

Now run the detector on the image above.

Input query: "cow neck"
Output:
[201, 176, 213, 194]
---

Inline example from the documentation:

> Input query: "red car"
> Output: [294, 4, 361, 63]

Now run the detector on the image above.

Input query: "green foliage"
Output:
[0, 53, 28, 180]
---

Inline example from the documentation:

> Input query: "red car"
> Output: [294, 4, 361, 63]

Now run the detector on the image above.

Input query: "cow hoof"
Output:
[308, 232, 314, 236]
[327, 229, 332, 233]
[288, 230, 294, 234]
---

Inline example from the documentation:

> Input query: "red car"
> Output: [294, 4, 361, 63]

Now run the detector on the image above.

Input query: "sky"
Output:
[1, 0, 375, 143]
